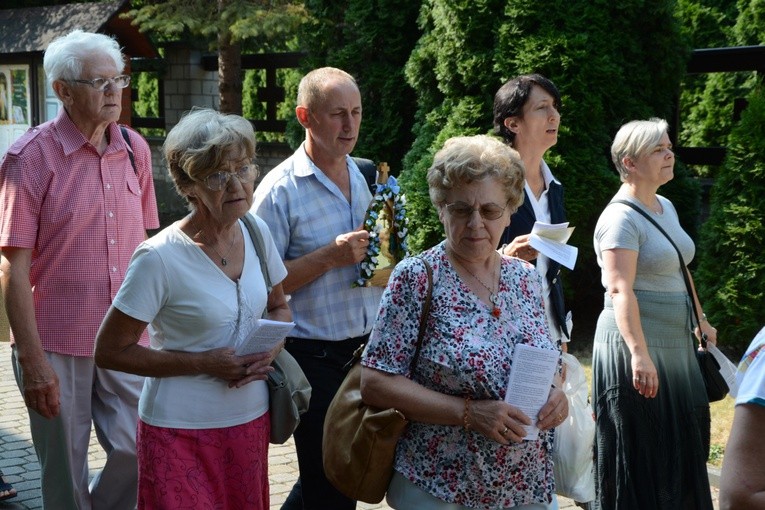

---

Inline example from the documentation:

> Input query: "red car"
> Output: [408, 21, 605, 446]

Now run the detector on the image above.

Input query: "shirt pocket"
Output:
[123, 169, 145, 224]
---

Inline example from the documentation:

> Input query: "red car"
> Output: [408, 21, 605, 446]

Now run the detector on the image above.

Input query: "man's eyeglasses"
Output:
[203, 163, 260, 191]
[67, 75, 131, 92]
[444, 201, 509, 220]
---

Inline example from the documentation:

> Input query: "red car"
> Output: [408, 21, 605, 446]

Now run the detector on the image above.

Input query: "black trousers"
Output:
[281, 335, 367, 510]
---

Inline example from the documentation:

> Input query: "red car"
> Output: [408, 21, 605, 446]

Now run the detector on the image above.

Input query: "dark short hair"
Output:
[493, 74, 561, 145]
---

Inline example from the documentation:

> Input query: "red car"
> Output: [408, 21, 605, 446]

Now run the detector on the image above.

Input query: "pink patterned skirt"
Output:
[137, 412, 270, 510]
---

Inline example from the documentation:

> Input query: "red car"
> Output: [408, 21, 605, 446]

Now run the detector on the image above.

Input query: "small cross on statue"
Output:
[377, 162, 389, 185]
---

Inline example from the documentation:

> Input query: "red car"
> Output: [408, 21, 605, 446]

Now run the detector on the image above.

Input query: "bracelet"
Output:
[700, 313, 708, 323]
[463, 397, 471, 431]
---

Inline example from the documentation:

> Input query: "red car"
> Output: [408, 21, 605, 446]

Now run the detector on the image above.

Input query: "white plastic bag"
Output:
[553, 352, 596, 502]
[706, 342, 739, 398]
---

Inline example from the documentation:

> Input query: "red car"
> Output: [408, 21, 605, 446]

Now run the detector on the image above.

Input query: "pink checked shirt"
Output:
[0, 109, 159, 356]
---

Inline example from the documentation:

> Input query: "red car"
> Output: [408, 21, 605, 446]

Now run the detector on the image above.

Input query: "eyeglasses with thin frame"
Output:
[66, 75, 131, 92]
[444, 201, 509, 220]
[203, 163, 260, 191]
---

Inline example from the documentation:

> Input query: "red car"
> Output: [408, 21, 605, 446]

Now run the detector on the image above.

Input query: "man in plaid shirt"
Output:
[0, 30, 158, 509]
[252, 67, 383, 509]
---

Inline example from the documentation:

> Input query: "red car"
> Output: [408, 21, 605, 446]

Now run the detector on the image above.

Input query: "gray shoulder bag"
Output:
[242, 212, 312, 443]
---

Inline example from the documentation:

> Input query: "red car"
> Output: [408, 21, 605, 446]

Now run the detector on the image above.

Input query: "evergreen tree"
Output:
[284, 0, 421, 175]
[399, 0, 694, 322]
[694, 0, 765, 354]
[127, 0, 308, 114]
[696, 87, 765, 354]
[675, 0, 760, 177]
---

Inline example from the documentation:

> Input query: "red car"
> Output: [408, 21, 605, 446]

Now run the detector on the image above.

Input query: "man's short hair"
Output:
[296, 67, 358, 110]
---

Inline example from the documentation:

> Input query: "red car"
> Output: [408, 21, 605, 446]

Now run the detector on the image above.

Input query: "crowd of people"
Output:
[0, 28, 761, 510]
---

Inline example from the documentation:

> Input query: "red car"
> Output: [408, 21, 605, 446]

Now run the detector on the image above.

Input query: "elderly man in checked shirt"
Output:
[0, 31, 158, 510]
[252, 67, 383, 510]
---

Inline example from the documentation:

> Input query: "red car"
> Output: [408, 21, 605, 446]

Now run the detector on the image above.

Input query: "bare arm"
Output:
[265, 282, 292, 323]
[602, 248, 658, 398]
[94, 307, 278, 388]
[282, 228, 369, 294]
[0, 247, 60, 418]
[686, 270, 718, 345]
[360, 366, 533, 444]
[720, 403, 765, 509]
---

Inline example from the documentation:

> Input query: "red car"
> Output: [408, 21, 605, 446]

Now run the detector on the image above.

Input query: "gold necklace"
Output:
[451, 254, 501, 318]
[194, 224, 237, 266]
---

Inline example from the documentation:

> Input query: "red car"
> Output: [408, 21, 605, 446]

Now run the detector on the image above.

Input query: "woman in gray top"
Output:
[591, 118, 717, 509]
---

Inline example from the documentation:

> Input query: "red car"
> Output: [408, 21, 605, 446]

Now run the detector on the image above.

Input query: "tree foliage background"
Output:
[126, 0, 308, 114]
[687, 0, 765, 353]
[696, 88, 765, 353]
[397, 0, 696, 328]
[281, 0, 421, 177]
[4, 0, 764, 351]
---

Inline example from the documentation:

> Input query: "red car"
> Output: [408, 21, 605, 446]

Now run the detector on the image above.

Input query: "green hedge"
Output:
[696, 88, 765, 355]
[398, 0, 700, 326]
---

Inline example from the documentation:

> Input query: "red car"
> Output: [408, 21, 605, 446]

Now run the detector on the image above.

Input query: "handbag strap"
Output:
[241, 212, 273, 318]
[119, 126, 137, 175]
[609, 199, 708, 348]
[345, 256, 433, 375]
[408, 257, 433, 374]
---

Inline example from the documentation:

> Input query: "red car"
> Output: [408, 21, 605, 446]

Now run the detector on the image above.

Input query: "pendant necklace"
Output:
[195, 224, 237, 266]
[452, 254, 501, 318]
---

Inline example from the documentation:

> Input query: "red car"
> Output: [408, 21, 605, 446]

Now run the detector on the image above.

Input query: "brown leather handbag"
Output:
[322, 258, 433, 503]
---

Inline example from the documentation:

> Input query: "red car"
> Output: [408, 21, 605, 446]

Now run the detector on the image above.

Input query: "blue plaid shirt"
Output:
[252, 144, 384, 341]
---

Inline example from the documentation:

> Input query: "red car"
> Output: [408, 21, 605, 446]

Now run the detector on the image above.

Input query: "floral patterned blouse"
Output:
[362, 242, 560, 508]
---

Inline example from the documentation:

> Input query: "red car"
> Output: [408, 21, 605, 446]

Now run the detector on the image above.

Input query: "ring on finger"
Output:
[501, 426, 509, 436]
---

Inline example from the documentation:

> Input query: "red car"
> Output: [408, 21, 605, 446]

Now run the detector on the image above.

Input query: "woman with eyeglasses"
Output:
[493, 74, 572, 354]
[360, 135, 567, 509]
[94, 108, 291, 509]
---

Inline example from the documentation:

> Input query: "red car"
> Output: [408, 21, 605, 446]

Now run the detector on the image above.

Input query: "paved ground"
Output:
[0, 341, 717, 509]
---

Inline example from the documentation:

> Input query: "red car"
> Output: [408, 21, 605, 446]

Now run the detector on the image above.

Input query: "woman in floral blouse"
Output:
[360, 134, 567, 509]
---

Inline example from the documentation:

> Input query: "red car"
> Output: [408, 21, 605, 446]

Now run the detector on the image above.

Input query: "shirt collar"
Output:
[539, 159, 560, 187]
[53, 108, 122, 157]
[293, 142, 358, 178]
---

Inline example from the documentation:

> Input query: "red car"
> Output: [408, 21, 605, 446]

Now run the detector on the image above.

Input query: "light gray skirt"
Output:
[591, 290, 712, 510]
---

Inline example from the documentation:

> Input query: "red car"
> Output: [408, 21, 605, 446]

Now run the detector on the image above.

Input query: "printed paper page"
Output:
[529, 221, 578, 270]
[528, 235, 579, 270]
[236, 319, 295, 356]
[504, 343, 560, 440]
[531, 221, 574, 243]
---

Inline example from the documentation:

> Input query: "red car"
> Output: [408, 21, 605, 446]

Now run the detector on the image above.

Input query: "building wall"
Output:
[150, 45, 294, 229]
[163, 44, 220, 128]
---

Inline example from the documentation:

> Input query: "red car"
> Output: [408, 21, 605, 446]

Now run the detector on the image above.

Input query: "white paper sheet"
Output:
[504, 343, 560, 440]
[235, 319, 295, 356]
[529, 221, 578, 270]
